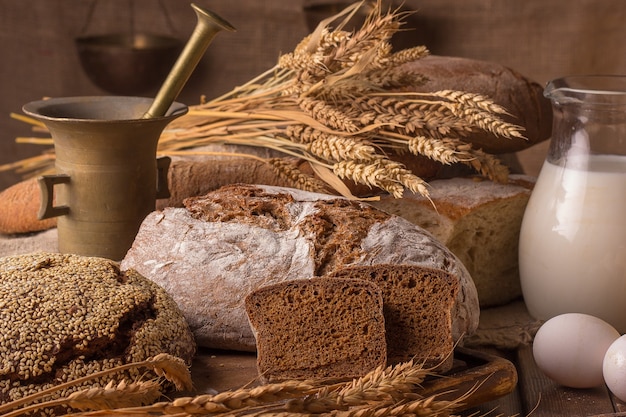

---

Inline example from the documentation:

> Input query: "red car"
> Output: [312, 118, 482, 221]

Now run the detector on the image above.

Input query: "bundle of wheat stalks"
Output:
[0, 353, 473, 417]
[5, 0, 522, 200]
[159, 0, 523, 199]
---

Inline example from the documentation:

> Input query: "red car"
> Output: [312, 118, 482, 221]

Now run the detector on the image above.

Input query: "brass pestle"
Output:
[143, 3, 236, 118]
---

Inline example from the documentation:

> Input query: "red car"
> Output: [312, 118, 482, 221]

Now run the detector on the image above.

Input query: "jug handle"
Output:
[156, 156, 171, 199]
[37, 174, 70, 220]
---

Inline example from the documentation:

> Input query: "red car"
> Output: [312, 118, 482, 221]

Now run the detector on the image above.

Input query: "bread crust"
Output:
[0, 178, 57, 234]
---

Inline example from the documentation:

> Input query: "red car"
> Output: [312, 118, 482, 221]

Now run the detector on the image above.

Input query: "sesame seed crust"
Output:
[0, 252, 195, 410]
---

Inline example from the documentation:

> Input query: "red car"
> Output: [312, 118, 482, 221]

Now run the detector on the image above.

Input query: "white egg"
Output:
[603, 335, 626, 401]
[533, 313, 620, 388]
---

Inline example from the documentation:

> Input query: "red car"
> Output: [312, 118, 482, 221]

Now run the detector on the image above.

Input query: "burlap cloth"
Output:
[0, 229, 58, 257]
[464, 300, 542, 350]
[4, 0, 626, 190]
[0, 228, 541, 351]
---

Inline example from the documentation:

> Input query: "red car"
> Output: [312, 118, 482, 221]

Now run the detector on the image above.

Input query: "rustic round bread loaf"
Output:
[0, 252, 196, 411]
[121, 184, 480, 352]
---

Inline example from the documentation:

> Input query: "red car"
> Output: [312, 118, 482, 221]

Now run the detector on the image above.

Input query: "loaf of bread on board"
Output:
[245, 277, 387, 382]
[120, 184, 480, 352]
[370, 175, 535, 307]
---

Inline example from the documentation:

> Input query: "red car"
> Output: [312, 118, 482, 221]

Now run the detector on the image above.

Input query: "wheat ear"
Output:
[330, 395, 459, 417]
[267, 158, 330, 193]
[285, 359, 432, 414]
[0, 354, 191, 416]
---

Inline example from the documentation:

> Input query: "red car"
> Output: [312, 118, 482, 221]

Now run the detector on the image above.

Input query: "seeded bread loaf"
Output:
[121, 184, 480, 352]
[245, 277, 387, 382]
[370, 175, 534, 307]
[326, 265, 458, 371]
[0, 252, 195, 413]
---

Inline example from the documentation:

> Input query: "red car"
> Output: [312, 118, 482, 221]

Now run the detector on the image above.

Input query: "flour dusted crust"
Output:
[121, 184, 479, 352]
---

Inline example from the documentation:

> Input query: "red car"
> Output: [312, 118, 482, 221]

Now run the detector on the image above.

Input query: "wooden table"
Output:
[190, 345, 626, 417]
[464, 346, 626, 417]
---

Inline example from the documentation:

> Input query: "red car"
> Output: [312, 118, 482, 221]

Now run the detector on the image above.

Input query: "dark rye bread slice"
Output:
[327, 264, 458, 372]
[245, 277, 387, 382]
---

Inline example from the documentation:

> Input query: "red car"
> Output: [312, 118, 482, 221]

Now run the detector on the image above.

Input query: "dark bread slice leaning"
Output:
[327, 264, 459, 372]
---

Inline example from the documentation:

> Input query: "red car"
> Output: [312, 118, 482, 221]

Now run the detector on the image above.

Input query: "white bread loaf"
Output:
[121, 184, 480, 351]
[370, 175, 534, 307]
[245, 277, 387, 382]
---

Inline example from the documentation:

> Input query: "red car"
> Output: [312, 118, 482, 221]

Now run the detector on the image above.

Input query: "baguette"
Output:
[0, 177, 57, 234]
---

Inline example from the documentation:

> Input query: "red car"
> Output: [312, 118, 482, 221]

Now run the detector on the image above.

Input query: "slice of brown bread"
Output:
[245, 277, 387, 382]
[327, 264, 459, 372]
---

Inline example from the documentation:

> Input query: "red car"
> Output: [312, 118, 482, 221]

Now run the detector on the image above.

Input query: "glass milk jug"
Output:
[519, 75, 626, 333]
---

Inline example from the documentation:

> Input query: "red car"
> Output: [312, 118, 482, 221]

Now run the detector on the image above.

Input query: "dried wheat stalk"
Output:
[48, 356, 469, 417]
[153, 0, 523, 199]
[0, 352, 501, 417]
[284, 359, 431, 414]
[0, 354, 191, 417]
[3, 0, 523, 200]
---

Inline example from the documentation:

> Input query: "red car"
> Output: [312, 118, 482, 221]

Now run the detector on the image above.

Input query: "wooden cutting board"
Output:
[420, 347, 518, 410]
[187, 346, 518, 412]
